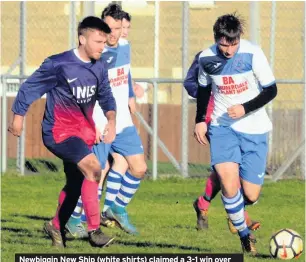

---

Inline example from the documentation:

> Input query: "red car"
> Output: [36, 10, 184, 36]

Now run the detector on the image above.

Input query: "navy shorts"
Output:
[43, 136, 92, 164]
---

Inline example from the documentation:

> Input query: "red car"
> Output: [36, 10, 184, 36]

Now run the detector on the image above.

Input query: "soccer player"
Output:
[121, 10, 145, 102]
[184, 52, 260, 233]
[121, 11, 131, 39]
[66, 4, 146, 236]
[97, 5, 147, 235]
[9, 16, 117, 248]
[194, 13, 277, 255]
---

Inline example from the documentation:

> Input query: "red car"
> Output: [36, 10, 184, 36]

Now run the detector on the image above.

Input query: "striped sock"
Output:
[70, 196, 83, 221]
[102, 169, 123, 212]
[221, 190, 249, 238]
[98, 186, 103, 201]
[113, 171, 141, 211]
[81, 209, 86, 223]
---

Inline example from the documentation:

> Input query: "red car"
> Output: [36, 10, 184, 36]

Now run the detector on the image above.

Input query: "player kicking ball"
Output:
[65, 4, 146, 237]
[9, 16, 117, 248]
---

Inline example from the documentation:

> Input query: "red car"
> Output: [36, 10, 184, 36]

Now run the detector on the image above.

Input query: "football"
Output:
[269, 228, 303, 260]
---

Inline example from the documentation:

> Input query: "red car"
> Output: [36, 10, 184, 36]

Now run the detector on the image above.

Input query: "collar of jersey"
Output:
[72, 49, 92, 64]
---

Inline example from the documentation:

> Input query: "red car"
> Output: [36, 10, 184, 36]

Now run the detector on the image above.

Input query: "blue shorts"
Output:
[43, 136, 92, 164]
[209, 125, 268, 185]
[92, 126, 144, 169]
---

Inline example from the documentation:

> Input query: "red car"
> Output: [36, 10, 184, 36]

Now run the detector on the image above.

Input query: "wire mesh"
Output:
[0, 1, 304, 179]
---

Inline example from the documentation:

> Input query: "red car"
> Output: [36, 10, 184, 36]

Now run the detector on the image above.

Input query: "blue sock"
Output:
[221, 190, 249, 238]
[69, 196, 83, 224]
[113, 171, 141, 213]
[98, 186, 103, 201]
[103, 169, 123, 213]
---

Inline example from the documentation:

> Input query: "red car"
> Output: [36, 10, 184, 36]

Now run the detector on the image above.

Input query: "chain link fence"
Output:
[1, 1, 305, 180]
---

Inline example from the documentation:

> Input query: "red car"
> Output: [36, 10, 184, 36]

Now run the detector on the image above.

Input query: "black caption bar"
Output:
[15, 254, 243, 262]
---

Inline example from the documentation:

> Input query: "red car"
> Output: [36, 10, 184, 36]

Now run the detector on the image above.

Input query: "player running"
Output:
[184, 51, 260, 234]
[194, 13, 277, 255]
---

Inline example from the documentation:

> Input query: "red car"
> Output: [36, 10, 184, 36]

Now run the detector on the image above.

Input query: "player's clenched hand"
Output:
[8, 114, 24, 137]
[103, 120, 116, 144]
[227, 104, 245, 119]
[95, 126, 103, 144]
[194, 122, 209, 145]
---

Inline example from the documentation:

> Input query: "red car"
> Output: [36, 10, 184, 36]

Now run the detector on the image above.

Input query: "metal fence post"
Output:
[83, 1, 95, 17]
[303, 1, 306, 179]
[250, 2, 261, 45]
[152, 81, 158, 181]
[268, 1, 276, 168]
[181, 1, 189, 178]
[152, 2, 160, 180]
[69, 2, 77, 49]
[1, 77, 7, 174]
[18, 2, 26, 176]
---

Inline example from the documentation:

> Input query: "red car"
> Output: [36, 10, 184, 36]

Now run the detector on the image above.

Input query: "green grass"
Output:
[1, 172, 305, 261]
[7, 158, 211, 177]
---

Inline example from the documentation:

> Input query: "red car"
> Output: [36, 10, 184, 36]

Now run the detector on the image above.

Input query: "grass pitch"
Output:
[1, 172, 305, 261]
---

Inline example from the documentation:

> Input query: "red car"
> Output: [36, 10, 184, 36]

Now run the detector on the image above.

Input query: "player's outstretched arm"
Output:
[9, 58, 58, 137]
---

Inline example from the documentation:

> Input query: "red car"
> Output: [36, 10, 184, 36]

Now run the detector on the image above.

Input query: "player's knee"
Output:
[243, 194, 259, 205]
[93, 167, 102, 183]
[85, 162, 102, 183]
[130, 162, 147, 178]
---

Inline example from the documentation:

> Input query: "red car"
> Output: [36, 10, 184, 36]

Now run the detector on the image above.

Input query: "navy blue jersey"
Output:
[184, 51, 214, 123]
[12, 49, 116, 146]
[183, 51, 201, 98]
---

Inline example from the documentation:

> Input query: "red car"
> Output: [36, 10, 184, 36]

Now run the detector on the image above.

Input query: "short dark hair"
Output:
[122, 11, 132, 22]
[213, 13, 245, 43]
[78, 16, 111, 36]
[101, 3, 123, 21]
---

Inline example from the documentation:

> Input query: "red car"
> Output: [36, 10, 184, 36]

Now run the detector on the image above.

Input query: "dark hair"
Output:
[78, 16, 111, 36]
[101, 3, 123, 21]
[213, 13, 245, 43]
[122, 11, 132, 22]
